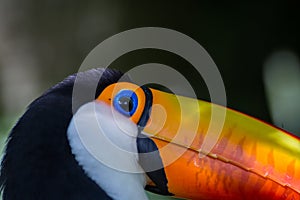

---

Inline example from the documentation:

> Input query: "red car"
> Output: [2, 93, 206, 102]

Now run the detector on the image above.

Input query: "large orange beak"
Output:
[97, 82, 300, 199]
[144, 88, 300, 200]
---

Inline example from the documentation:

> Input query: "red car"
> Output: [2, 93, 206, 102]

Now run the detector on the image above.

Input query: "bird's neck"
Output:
[67, 102, 148, 200]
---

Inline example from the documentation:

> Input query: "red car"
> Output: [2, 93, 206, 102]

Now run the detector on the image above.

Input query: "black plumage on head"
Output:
[0, 68, 129, 200]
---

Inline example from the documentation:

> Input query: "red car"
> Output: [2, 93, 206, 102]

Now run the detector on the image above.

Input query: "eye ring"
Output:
[113, 90, 138, 117]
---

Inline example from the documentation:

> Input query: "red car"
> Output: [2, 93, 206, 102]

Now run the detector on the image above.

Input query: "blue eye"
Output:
[113, 90, 138, 117]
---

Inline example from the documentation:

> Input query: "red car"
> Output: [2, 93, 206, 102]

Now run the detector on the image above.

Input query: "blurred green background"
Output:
[0, 0, 300, 154]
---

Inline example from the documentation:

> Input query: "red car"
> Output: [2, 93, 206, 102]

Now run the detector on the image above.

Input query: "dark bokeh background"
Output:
[0, 1, 300, 138]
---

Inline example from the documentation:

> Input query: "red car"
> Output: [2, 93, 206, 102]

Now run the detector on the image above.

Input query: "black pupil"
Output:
[118, 96, 133, 113]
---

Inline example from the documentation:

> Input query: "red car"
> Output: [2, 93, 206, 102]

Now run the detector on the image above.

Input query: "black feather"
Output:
[0, 68, 129, 200]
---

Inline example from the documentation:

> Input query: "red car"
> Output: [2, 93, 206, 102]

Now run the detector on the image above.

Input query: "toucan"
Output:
[0, 68, 299, 200]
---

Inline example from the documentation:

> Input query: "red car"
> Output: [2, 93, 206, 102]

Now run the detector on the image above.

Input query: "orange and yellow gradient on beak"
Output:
[98, 82, 300, 200]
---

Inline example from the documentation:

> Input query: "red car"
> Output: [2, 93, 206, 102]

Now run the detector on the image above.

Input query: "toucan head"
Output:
[1, 68, 299, 200]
